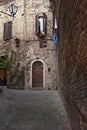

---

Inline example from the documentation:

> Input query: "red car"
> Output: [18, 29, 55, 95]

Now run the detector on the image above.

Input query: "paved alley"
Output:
[0, 89, 71, 130]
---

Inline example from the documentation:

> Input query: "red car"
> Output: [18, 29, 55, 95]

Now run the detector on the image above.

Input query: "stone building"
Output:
[52, 0, 87, 130]
[0, 0, 57, 89]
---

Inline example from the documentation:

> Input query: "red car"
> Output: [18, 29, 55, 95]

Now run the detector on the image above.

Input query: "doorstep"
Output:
[29, 87, 46, 90]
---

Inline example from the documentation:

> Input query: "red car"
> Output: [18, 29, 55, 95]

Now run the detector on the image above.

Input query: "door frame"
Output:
[30, 59, 45, 88]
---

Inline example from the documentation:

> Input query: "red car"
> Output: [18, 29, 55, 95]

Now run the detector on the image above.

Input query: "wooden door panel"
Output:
[32, 62, 43, 87]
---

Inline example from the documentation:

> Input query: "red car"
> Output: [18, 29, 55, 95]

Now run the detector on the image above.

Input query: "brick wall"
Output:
[53, 0, 87, 129]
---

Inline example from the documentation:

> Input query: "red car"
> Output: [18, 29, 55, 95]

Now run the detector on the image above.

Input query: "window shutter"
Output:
[43, 14, 47, 35]
[3, 22, 8, 41]
[35, 15, 40, 35]
[8, 21, 12, 40]
[3, 21, 12, 41]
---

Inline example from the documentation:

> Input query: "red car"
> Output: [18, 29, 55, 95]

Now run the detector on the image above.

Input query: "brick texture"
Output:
[53, 0, 87, 130]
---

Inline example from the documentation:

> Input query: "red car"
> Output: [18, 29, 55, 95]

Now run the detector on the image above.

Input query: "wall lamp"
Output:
[0, 4, 18, 17]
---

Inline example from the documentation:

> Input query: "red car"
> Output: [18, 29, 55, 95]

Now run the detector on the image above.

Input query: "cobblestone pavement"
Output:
[0, 88, 71, 130]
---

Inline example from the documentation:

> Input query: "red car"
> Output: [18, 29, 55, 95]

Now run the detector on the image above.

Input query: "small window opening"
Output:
[17, 62, 20, 67]
[39, 40, 47, 48]
[48, 67, 51, 72]
[49, 0, 52, 8]
[15, 38, 20, 47]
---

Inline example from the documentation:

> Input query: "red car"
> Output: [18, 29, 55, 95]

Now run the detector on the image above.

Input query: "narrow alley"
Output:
[0, 0, 87, 130]
[0, 88, 71, 130]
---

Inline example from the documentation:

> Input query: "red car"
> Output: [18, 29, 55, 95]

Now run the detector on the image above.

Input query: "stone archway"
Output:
[30, 59, 45, 88]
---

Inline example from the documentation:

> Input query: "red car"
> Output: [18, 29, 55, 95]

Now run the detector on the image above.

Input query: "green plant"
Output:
[11, 70, 24, 85]
[0, 49, 14, 69]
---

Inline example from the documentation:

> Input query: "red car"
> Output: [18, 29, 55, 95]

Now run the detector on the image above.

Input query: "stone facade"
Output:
[0, 0, 57, 89]
[53, 0, 87, 130]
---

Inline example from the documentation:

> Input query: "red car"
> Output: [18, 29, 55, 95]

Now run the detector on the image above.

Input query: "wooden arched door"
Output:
[32, 61, 43, 87]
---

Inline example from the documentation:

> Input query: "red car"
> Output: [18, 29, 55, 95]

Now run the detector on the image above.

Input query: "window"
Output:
[15, 38, 20, 47]
[35, 13, 47, 38]
[39, 40, 47, 48]
[44, 0, 52, 9]
[49, 0, 52, 8]
[48, 67, 51, 72]
[3, 21, 12, 41]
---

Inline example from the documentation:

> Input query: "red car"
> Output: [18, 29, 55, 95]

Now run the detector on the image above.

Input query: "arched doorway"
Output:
[32, 61, 43, 88]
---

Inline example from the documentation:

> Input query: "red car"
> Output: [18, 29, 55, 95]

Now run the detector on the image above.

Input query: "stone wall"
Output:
[24, 0, 57, 89]
[0, 0, 25, 88]
[53, 0, 87, 129]
[0, 0, 57, 89]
